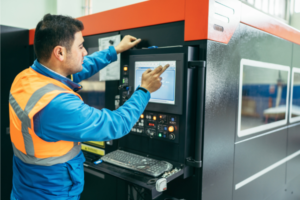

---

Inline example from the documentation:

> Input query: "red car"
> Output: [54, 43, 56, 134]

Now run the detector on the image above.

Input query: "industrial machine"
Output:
[2, 0, 300, 200]
[77, 1, 300, 198]
[81, 38, 205, 199]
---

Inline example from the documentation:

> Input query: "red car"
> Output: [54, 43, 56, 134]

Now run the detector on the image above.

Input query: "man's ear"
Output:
[53, 46, 66, 61]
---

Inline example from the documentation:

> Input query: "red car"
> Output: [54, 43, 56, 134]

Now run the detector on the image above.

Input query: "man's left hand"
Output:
[115, 35, 141, 54]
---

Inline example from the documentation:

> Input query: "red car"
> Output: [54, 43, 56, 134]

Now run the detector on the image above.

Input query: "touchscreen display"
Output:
[135, 61, 176, 105]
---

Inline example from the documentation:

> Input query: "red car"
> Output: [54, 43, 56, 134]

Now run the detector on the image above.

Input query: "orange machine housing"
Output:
[29, 0, 300, 46]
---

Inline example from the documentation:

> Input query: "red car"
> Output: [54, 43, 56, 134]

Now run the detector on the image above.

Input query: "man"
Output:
[9, 14, 168, 200]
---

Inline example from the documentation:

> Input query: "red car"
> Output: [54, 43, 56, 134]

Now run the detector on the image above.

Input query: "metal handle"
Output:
[186, 61, 206, 168]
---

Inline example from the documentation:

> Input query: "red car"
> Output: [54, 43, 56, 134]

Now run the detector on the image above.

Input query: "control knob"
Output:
[147, 129, 155, 138]
[169, 133, 175, 140]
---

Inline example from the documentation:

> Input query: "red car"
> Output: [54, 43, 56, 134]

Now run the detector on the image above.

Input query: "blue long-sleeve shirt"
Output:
[11, 46, 150, 200]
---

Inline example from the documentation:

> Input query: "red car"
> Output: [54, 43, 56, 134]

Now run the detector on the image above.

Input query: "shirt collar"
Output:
[40, 63, 66, 78]
[31, 59, 82, 91]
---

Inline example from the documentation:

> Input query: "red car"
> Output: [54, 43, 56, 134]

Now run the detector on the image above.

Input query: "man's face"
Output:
[64, 31, 87, 75]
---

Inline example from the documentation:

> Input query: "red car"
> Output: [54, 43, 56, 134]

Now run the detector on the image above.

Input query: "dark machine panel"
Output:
[1, 25, 30, 200]
[233, 129, 287, 200]
[234, 165, 285, 200]
[120, 22, 185, 49]
[232, 23, 293, 200]
[200, 24, 242, 200]
[286, 125, 300, 183]
[80, 24, 199, 199]
[200, 22, 294, 200]
[81, 169, 127, 200]
[119, 49, 190, 165]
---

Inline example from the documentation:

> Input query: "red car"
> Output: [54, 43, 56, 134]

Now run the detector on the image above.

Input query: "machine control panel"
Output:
[131, 112, 179, 143]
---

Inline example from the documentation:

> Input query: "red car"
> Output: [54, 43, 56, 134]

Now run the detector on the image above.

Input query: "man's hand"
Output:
[115, 35, 141, 54]
[140, 64, 170, 93]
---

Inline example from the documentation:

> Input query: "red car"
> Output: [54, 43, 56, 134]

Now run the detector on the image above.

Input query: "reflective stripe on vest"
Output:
[9, 83, 81, 166]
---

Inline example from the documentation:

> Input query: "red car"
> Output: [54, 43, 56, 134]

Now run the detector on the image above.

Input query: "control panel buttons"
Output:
[168, 126, 175, 133]
[158, 125, 163, 131]
[158, 115, 167, 124]
[136, 129, 143, 134]
[169, 133, 175, 140]
[132, 112, 178, 142]
[158, 132, 170, 139]
[122, 77, 128, 84]
[131, 128, 144, 134]
[147, 122, 156, 128]
[159, 115, 167, 120]
[169, 116, 176, 125]
[123, 65, 128, 76]
[145, 114, 158, 121]
[170, 116, 176, 122]
[158, 125, 167, 131]
[146, 129, 156, 138]
[135, 119, 144, 127]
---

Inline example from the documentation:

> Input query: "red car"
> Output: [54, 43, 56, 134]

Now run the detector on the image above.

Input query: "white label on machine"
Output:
[98, 35, 121, 81]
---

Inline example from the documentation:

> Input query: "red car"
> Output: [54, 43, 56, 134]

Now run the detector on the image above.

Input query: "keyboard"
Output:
[101, 150, 173, 177]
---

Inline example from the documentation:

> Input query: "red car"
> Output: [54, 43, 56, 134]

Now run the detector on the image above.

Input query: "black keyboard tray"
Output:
[83, 159, 183, 199]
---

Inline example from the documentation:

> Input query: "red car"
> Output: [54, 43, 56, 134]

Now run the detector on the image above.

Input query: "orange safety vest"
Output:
[9, 67, 82, 166]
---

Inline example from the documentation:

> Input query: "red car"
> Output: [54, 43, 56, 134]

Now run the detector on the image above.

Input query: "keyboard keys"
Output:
[101, 150, 173, 177]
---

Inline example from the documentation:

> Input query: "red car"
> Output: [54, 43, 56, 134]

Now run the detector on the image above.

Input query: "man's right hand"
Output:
[140, 64, 170, 93]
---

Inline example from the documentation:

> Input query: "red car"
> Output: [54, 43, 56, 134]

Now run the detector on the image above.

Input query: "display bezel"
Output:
[129, 53, 184, 115]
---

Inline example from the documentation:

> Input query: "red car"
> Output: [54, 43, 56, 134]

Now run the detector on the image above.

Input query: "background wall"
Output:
[0, 0, 147, 30]
[0, 0, 57, 29]
[291, 13, 300, 30]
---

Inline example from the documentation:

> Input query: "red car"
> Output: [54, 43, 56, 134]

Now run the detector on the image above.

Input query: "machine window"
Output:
[290, 68, 300, 123]
[134, 61, 176, 105]
[238, 59, 290, 137]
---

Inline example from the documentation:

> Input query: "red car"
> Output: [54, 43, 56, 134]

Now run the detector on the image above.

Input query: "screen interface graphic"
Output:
[135, 61, 176, 105]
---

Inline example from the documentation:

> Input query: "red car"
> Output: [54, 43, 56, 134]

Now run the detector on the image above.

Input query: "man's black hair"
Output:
[34, 14, 84, 62]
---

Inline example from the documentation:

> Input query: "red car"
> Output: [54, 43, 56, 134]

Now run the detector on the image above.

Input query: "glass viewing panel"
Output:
[134, 61, 176, 105]
[238, 59, 290, 137]
[290, 68, 300, 123]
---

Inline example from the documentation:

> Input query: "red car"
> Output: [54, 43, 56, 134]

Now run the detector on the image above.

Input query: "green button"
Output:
[122, 79, 125, 83]
[158, 133, 162, 137]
